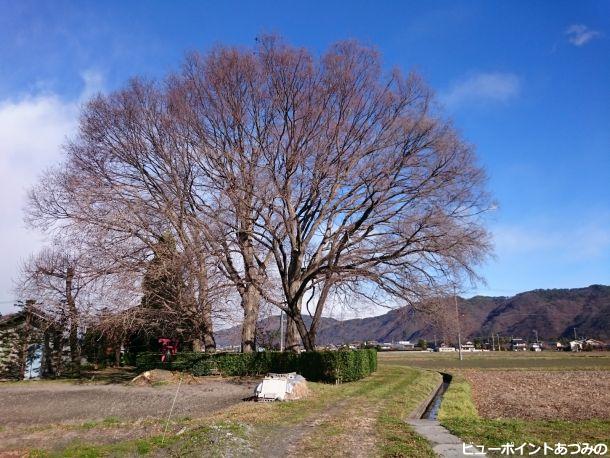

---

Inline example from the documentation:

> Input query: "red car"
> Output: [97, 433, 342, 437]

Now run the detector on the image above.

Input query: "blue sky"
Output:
[0, 0, 608, 314]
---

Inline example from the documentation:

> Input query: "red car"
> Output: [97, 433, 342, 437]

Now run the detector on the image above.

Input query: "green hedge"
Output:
[135, 349, 377, 383]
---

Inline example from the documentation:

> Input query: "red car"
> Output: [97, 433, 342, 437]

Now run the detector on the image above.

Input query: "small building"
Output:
[510, 338, 528, 351]
[530, 342, 542, 352]
[584, 339, 605, 350]
[437, 345, 456, 352]
[0, 305, 63, 380]
[461, 341, 476, 352]
[363, 340, 380, 348]
[570, 340, 583, 352]
[395, 341, 415, 350]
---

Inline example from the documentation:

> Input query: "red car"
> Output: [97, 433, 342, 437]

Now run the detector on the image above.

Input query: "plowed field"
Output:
[462, 370, 610, 420]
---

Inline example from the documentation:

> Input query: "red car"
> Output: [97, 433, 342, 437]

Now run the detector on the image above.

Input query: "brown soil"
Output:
[0, 377, 256, 452]
[462, 370, 610, 420]
[129, 368, 201, 386]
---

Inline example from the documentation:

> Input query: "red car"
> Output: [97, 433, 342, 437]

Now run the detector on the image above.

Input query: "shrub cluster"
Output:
[135, 349, 377, 383]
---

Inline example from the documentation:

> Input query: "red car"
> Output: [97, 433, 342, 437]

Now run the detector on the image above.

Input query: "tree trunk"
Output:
[192, 338, 203, 352]
[305, 279, 333, 351]
[19, 308, 32, 380]
[201, 298, 216, 352]
[42, 330, 54, 377]
[65, 267, 80, 375]
[285, 286, 325, 352]
[203, 335, 216, 351]
[285, 293, 304, 352]
[53, 331, 63, 376]
[114, 345, 121, 367]
[285, 279, 333, 352]
[241, 286, 260, 353]
[285, 316, 301, 352]
[195, 260, 216, 352]
[292, 312, 315, 351]
[235, 216, 264, 353]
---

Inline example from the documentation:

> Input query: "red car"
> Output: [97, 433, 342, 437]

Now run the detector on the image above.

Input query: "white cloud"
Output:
[0, 72, 103, 313]
[565, 24, 602, 46]
[440, 72, 520, 109]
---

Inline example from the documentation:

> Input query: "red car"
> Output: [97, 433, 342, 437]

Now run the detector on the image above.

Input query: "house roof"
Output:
[0, 312, 22, 327]
[585, 339, 605, 345]
[0, 307, 58, 330]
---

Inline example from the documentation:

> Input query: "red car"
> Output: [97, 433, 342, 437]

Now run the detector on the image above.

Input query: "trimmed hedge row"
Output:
[135, 349, 377, 383]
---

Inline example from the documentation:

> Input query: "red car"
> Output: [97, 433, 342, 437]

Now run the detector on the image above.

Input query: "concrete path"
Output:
[406, 419, 487, 458]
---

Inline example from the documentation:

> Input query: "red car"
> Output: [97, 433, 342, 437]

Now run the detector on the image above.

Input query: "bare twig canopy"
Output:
[24, 36, 492, 352]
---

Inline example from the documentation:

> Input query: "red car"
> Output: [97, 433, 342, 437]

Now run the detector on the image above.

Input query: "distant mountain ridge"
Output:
[215, 285, 610, 346]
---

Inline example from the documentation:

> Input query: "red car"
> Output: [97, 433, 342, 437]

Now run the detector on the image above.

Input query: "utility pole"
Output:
[534, 329, 539, 343]
[573, 327, 577, 341]
[434, 334, 437, 349]
[279, 311, 285, 352]
[491, 333, 495, 351]
[454, 287, 463, 361]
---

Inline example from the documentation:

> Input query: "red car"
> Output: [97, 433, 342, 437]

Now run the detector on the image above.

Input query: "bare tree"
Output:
[15, 243, 105, 374]
[25, 81, 221, 351]
[196, 37, 493, 350]
[171, 50, 283, 352]
[24, 36, 492, 353]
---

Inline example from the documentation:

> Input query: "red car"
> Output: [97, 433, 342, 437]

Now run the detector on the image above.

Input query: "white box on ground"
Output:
[255, 372, 308, 401]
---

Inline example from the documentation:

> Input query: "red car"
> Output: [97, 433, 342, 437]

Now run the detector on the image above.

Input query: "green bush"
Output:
[135, 348, 377, 383]
[135, 352, 163, 370]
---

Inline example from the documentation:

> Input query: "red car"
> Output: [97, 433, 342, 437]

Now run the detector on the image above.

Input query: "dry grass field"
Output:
[380, 349, 610, 370]
[462, 369, 610, 420]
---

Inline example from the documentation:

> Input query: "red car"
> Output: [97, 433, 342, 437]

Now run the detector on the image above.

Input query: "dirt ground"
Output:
[0, 375, 256, 453]
[462, 370, 610, 420]
[0, 378, 256, 427]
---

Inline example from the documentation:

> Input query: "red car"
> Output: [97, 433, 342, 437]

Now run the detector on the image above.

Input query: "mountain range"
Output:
[216, 285, 610, 346]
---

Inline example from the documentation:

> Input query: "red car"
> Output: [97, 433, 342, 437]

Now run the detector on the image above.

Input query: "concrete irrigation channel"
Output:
[406, 373, 487, 458]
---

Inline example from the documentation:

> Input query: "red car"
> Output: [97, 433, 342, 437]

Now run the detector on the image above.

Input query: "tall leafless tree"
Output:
[15, 243, 107, 373]
[25, 82, 222, 350]
[25, 37, 492, 353]
[170, 50, 284, 352]
[174, 38, 493, 350]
